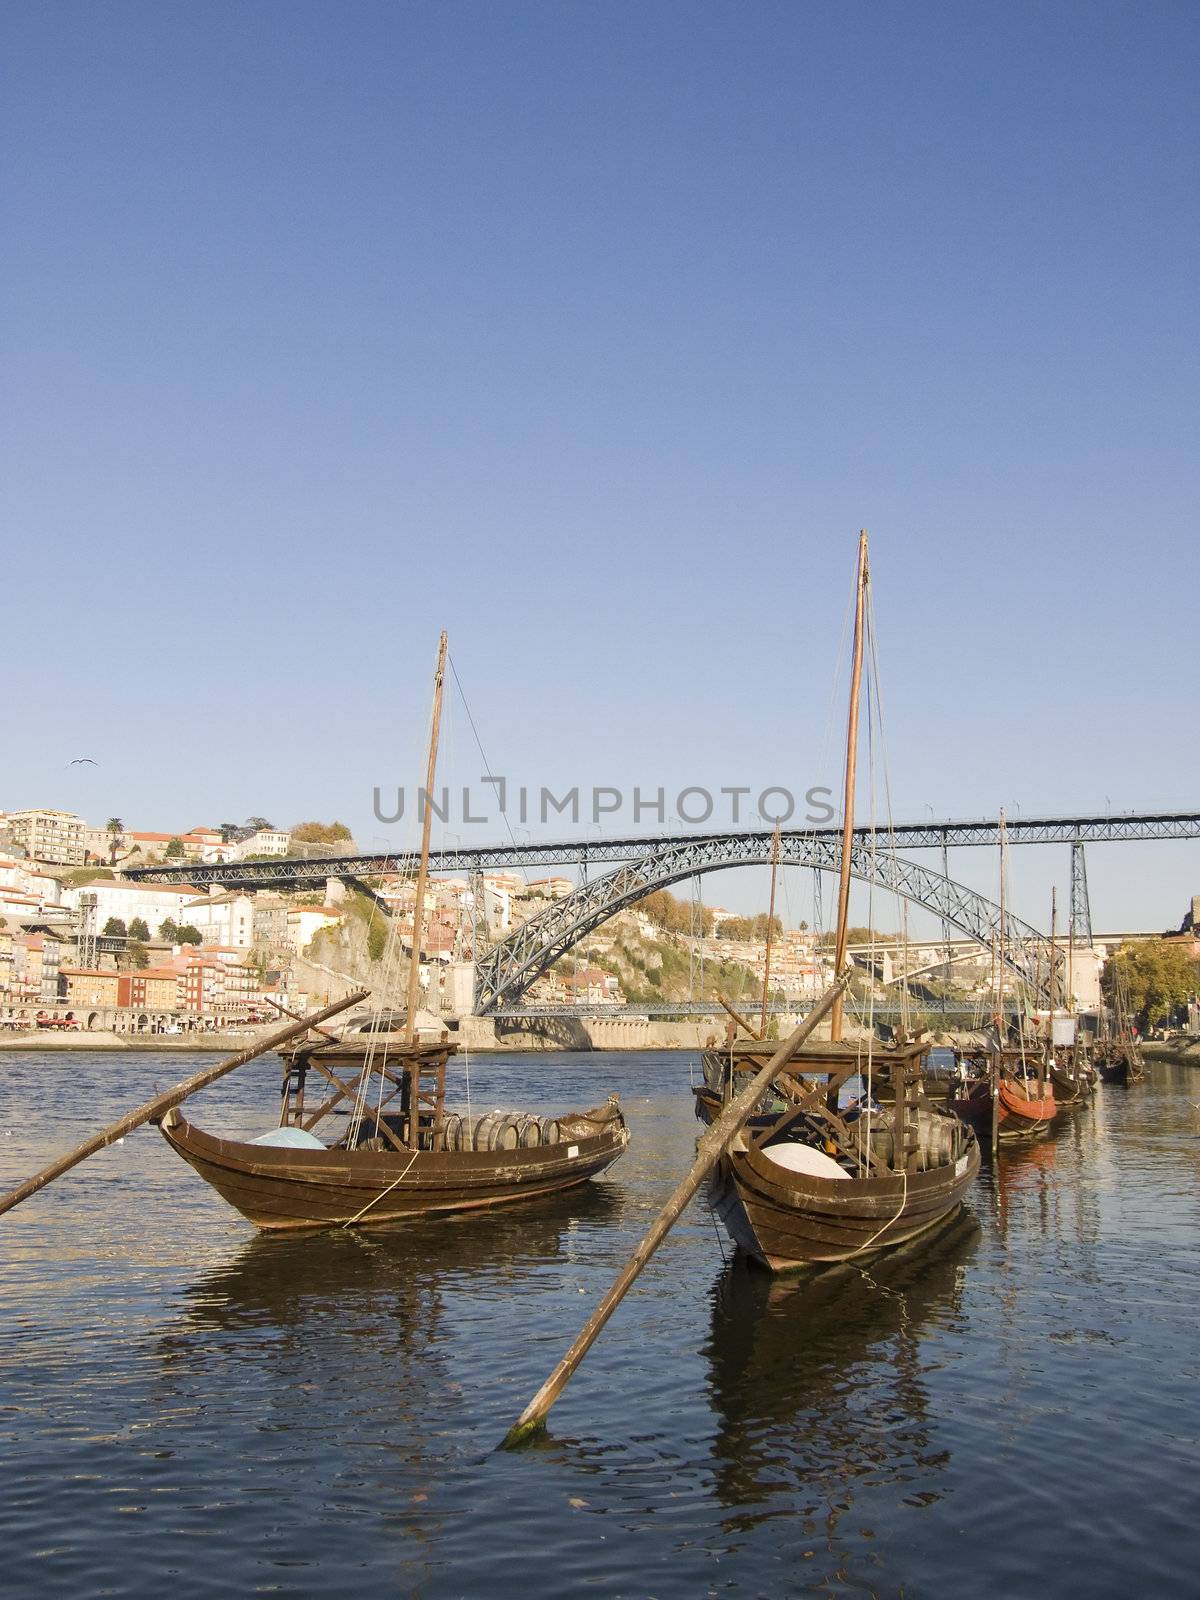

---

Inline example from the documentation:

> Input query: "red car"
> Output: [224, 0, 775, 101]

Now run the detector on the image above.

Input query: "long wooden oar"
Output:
[0, 988, 369, 1219]
[500, 968, 851, 1449]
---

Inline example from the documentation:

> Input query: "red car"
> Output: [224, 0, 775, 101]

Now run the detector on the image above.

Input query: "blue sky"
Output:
[3, 2, 1196, 932]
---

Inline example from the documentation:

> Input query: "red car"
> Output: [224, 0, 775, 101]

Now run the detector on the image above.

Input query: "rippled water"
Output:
[1, 1049, 1197, 1597]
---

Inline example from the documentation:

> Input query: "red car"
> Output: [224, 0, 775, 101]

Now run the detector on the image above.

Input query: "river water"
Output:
[1, 1049, 1197, 1598]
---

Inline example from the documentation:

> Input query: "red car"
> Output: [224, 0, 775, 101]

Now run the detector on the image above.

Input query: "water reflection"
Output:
[702, 1211, 979, 1529]
[168, 1184, 621, 1339]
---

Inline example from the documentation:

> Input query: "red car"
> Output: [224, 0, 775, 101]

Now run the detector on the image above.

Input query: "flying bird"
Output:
[68, 758, 98, 766]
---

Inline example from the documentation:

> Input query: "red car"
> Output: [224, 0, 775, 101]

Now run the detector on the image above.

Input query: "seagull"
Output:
[68, 758, 98, 766]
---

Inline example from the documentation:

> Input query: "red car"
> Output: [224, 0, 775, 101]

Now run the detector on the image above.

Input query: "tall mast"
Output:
[405, 630, 448, 1045]
[830, 529, 869, 1043]
[1048, 886, 1058, 1018]
[759, 824, 782, 1037]
[996, 808, 1007, 1032]
[1067, 887, 1074, 1017]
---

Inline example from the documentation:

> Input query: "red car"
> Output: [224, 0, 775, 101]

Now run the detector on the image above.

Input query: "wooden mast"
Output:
[830, 529, 869, 1044]
[1045, 886, 1057, 1091]
[758, 825, 781, 1037]
[405, 630, 448, 1046]
[993, 809, 1007, 1154]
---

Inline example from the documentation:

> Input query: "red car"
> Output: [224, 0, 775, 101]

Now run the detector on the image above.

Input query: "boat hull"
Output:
[159, 1105, 629, 1231]
[947, 1076, 1058, 1139]
[996, 1077, 1056, 1136]
[709, 1131, 980, 1272]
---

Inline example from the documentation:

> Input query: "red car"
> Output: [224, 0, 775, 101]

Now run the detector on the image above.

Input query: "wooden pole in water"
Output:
[501, 969, 851, 1449]
[0, 989, 369, 1220]
[406, 630, 448, 1046]
[830, 530, 868, 1044]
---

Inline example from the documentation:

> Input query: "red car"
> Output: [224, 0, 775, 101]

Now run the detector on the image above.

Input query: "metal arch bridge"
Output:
[121, 810, 1200, 889]
[474, 832, 1058, 1012]
[120, 809, 1199, 1013]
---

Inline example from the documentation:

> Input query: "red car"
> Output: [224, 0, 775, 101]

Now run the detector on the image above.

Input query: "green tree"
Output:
[103, 917, 127, 937]
[636, 888, 714, 936]
[291, 820, 353, 844]
[165, 837, 185, 859]
[816, 925, 885, 948]
[126, 941, 150, 969]
[245, 816, 274, 833]
[1102, 938, 1199, 1029]
[218, 822, 239, 844]
[128, 917, 150, 941]
[105, 817, 124, 866]
[176, 925, 202, 946]
[159, 917, 178, 943]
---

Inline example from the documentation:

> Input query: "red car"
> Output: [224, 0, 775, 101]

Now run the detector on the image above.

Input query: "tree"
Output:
[128, 917, 150, 941]
[636, 888, 714, 936]
[218, 822, 239, 844]
[716, 914, 783, 942]
[159, 917, 178, 943]
[126, 941, 149, 969]
[245, 816, 274, 833]
[106, 817, 124, 866]
[1102, 938, 1199, 1029]
[103, 917, 127, 937]
[291, 820, 353, 844]
[816, 925, 885, 948]
[165, 837, 185, 859]
[176, 925, 202, 946]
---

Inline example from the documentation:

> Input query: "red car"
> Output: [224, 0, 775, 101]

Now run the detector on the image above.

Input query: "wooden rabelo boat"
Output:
[158, 1066, 628, 1233]
[1048, 1050, 1095, 1105]
[706, 1036, 979, 1270]
[703, 533, 980, 1272]
[157, 632, 629, 1231]
[1094, 1042, 1139, 1084]
[947, 1045, 1057, 1141]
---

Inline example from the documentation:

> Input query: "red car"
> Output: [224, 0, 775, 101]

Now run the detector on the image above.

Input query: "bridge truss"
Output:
[120, 810, 1198, 1014]
[474, 833, 1057, 1011]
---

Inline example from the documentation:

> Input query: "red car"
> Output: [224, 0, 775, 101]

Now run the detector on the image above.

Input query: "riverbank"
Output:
[1142, 1038, 1200, 1067]
[0, 1029, 267, 1052]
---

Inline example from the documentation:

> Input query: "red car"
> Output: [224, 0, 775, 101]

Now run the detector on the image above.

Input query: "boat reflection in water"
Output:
[701, 1210, 979, 1531]
[166, 1183, 621, 1342]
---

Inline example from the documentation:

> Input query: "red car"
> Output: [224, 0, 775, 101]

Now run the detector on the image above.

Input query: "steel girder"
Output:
[474, 834, 1056, 1012]
[120, 810, 1200, 889]
[1070, 839, 1093, 943]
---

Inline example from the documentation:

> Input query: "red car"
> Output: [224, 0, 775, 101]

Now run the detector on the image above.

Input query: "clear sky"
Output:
[3, 2, 1197, 933]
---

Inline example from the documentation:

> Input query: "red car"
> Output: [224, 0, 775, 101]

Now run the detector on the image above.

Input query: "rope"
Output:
[846, 1165, 908, 1259]
[341, 1150, 419, 1227]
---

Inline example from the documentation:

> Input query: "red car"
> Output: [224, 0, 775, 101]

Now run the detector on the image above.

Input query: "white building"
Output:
[286, 905, 343, 952]
[4, 809, 86, 865]
[232, 829, 291, 859]
[188, 891, 257, 950]
[62, 880, 207, 935]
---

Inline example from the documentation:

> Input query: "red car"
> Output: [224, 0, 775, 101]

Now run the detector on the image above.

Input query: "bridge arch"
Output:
[475, 833, 1055, 1011]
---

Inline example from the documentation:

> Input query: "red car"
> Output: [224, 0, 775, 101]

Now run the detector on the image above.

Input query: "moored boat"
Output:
[159, 1087, 628, 1232]
[156, 631, 630, 1231]
[704, 533, 980, 1271]
[947, 1047, 1057, 1140]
